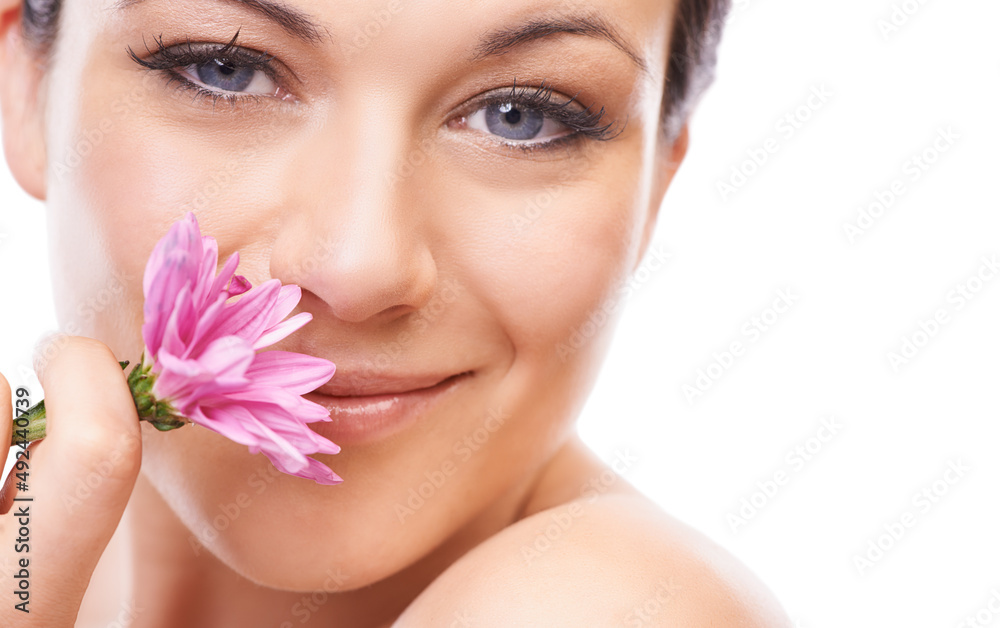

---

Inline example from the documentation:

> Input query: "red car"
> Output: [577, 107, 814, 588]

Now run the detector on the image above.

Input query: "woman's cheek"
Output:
[48, 85, 277, 334]
[473, 177, 640, 364]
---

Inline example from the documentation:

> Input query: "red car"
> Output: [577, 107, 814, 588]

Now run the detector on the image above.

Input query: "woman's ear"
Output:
[0, 1, 47, 201]
[634, 123, 689, 270]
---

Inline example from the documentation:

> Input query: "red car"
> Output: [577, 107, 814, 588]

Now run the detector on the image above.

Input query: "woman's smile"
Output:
[304, 369, 474, 446]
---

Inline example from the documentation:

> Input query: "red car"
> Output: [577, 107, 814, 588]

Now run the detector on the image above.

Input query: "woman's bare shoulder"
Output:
[394, 443, 793, 627]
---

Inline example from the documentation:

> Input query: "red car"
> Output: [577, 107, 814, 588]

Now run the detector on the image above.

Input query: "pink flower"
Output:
[140, 212, 342, 485]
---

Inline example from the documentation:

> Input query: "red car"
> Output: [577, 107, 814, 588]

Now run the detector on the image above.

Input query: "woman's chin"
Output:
[199, 517, 412, 593]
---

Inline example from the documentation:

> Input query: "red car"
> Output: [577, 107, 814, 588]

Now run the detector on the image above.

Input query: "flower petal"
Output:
[209, 251, 241, 300]
[142, 212, 201, 298]
[252, 312, 313, 351]
[211, 279, 282, 342]
[246, 351, 335, 394]
[225, 404, 309, 473]
[192, 236, 221, 308]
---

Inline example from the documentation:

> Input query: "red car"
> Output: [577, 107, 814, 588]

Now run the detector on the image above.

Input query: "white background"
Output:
[2, 1, 999, 626]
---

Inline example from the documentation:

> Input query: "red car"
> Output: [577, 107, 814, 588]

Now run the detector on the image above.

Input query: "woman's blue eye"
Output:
[468, 101, 571, 144]
[179, 59, 278, 96]
[485, 103, 545, 140]
[196, 60, 255, 92]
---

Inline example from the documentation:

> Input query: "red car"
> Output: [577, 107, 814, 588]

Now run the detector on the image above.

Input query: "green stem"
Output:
[11, 398, 47, 446]
[9, 358, 188, 449]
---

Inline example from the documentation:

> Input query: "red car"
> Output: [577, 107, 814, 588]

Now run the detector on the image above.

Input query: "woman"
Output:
[0, 0, 793, 624]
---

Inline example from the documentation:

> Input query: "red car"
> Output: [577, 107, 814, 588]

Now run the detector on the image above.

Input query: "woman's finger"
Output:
[0, 336, 142, 627]
[0, 371, 14, 515]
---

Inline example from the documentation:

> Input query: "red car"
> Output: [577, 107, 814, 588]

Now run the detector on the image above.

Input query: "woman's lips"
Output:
[304, 370, 473, 446]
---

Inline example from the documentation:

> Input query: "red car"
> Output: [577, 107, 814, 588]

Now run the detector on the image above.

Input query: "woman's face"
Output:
[6, 0, 682, 590]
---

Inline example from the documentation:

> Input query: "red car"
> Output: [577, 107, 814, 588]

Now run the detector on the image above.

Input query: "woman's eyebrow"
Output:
[471, 11, 652, 80]
[114, 0, 326, 44]
[112, 0, 650, 80]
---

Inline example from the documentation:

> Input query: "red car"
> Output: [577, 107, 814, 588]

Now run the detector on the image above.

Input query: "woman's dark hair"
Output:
[20, 0, 59, 56]
[663, 0, 730, 140]
[20, 0, 730, 141]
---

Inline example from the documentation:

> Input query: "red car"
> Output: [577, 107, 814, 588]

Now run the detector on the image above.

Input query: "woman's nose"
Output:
[268, 137, 438, 325]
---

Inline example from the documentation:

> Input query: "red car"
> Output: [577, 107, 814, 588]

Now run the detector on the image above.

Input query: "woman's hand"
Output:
[0, 336, 142, 627]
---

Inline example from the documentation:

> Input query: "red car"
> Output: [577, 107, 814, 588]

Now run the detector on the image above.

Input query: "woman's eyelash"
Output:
[476, 78, 626, 147]
[126, 29, 280, 107]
